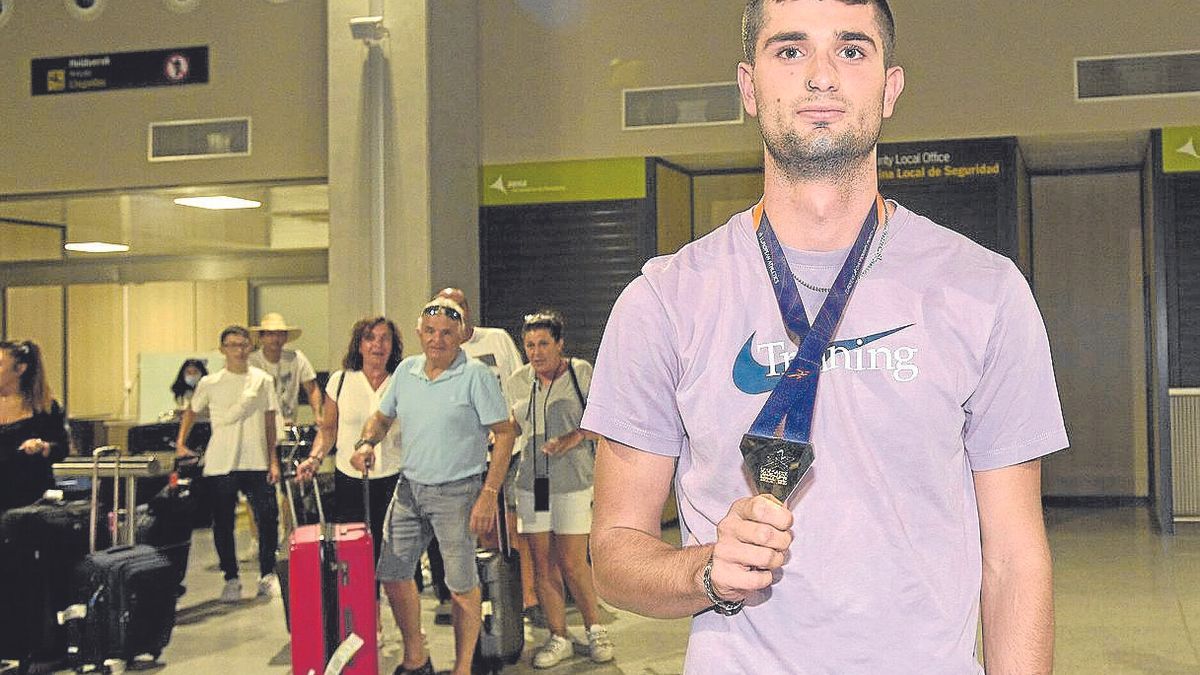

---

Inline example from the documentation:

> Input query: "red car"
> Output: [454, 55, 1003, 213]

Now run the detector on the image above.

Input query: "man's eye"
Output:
[779, 46, 802, 59]
[841, 46, 865, 59]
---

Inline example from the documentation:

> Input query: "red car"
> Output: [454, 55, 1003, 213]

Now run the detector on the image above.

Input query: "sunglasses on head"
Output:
[423, 305, 462, 322]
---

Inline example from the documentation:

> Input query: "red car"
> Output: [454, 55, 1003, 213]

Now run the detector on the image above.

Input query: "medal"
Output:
[740, 433, 815, 502]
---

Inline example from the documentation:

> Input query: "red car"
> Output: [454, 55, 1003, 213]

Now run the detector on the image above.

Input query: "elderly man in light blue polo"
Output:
[352, 296, 516, 675]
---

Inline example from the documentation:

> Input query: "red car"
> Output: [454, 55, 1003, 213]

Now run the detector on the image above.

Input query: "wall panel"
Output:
[5, 286, 65, 403]
[1034, 172, 1146, 497]
[67, 284, 123, 418]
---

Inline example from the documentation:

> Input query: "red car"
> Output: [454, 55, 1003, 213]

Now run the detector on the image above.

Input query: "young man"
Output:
[583, 1, 1067, 673]
[352, 298, 516, 675]
[248, 312, 321, 432]
[177, 325, 282, 602]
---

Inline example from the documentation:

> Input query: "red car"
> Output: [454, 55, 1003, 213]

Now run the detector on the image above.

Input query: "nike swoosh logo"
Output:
[731, 324, 914, 394]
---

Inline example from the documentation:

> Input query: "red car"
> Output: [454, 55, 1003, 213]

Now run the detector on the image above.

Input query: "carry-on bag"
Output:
[59, 446, 177, 672]
[0, 496, 106, 665]
[288, 462, 377, 675]
[473, 483, 524, 673]
[135, 472, 197, 597]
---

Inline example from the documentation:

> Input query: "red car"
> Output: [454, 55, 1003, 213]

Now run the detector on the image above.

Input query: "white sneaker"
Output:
[219, 578, 242, 603]
[257, 573, 281, 598]
[586, 624, 614, 663]
[532, 634, 573, 669]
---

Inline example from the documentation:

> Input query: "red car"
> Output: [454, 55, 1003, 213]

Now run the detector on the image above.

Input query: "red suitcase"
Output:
[288, 467, 377, 675]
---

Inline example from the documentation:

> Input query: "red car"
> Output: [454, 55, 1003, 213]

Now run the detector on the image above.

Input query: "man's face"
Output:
[737, 0, 903, 182]
[259, 331, 288, 350]
[419, 314, 464, 363]
[220, 334, 252, 369]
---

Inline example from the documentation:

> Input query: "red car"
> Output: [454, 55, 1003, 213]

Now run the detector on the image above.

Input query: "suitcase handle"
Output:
[89, 446, 120, 554]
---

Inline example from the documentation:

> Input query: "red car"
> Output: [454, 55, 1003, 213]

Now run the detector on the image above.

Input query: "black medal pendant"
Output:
[740, 433, 816, 502]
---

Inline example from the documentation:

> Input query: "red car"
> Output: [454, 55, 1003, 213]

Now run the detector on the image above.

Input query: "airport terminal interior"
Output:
[2, 0, 1200, 673]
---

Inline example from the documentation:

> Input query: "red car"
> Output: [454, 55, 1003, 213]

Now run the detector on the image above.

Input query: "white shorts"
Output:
[514, 487, 593, 535]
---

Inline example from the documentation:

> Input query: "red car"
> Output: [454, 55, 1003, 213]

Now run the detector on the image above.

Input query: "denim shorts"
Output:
[376, 474, 481, 593]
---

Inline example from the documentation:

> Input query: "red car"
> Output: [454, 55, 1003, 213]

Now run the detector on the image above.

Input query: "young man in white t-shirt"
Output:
[177, 325, 282, 603]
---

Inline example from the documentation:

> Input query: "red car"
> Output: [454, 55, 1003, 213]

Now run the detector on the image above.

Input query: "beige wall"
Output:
[1034, 172, 1148, 497]
[480, 1, 1199, 164]
[8, 280, 248, 419]
[693, 173, 763, 238]
[0, 0, 327, 195]
[656, 163, 691, 254]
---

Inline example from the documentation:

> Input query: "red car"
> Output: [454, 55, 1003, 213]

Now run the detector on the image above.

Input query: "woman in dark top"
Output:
[0, 340, 69, 514]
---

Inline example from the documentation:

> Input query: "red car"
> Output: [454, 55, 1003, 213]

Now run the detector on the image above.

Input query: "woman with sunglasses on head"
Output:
[506, 310, 613, 668]
[297, 317, 405, 559]
[0, 340, 69, 515]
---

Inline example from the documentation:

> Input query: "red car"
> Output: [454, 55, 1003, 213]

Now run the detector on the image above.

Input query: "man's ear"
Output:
[737, 61, 759, 118]
[882, 65, 905, 119]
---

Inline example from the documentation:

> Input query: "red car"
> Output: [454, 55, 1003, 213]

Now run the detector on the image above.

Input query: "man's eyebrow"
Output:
[838, 31, 877, 48]
[762, 31, 808, 48]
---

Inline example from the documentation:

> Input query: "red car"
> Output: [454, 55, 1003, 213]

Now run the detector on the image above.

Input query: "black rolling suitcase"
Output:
[473, 484, 524, 673]
[59, 447, 177, 672]
[0, 497, 107, 667]
[135, 473, 197, 598]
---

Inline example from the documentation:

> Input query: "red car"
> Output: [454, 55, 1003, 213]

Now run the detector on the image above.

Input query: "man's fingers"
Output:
[735, 494, 794, 530]
[709, 562, 775, 597]
[716, 540, 787, 571]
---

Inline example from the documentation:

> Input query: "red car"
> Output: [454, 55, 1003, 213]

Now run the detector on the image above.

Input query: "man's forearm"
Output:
[592, 527, 715, 619]
[483, 426, 515, 492]
[360, 412, 393, 445]
[264, 412, 278, 465]
[981, 547, 1054, 674]
[176, 409, 196, 450]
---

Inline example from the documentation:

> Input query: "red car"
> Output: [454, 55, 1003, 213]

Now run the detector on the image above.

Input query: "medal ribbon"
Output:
[747, 195, 884, 443]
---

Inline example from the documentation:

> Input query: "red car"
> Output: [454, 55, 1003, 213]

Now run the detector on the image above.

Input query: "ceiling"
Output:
[0, 182, 328, 262]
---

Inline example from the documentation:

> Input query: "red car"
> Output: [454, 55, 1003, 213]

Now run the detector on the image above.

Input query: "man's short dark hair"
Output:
[220, 325, 250, 345]
[742, 0, 896, 67]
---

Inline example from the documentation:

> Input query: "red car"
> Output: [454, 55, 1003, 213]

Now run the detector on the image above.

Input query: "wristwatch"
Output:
[702, 555, 744, 616]
[353, 438, 374, 451]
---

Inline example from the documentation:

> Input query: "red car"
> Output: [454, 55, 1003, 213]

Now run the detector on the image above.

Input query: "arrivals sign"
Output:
[32, 46, 209, 96]
[1162, 126, 1200, 174]
[877, 138, 1009, 183]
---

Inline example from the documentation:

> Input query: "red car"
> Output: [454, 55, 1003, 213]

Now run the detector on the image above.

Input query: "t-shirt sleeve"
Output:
[472, 366, 509, 427]
[502, 333, 523, 380]
[963, 264, 1070, 471]
[190, 377, 210, 413]
[377, 373, 399, 419]
[264, 375, 280, 412]
[295, 350, 318, 384]
[580, 276, 686, 457]
[325, 370, 345, 402]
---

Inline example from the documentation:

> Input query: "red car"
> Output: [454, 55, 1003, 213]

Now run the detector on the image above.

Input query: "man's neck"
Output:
[761, 156, 880, 251]
[423, 351, 459, 379]
[226, 363, 249, 375]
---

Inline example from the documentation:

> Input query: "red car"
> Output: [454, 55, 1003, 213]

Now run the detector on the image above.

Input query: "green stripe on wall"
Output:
[480, 158, 646, 206]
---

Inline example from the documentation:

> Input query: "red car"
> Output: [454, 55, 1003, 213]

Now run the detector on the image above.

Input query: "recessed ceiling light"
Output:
[65, 241, 130, 253]
[173, 196, 262, 210]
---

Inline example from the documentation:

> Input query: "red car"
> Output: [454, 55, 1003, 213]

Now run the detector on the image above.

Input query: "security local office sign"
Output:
[31, 46, 209, 96]
[877, 139, 1007, 183]
[1163, 126, 1200, 174]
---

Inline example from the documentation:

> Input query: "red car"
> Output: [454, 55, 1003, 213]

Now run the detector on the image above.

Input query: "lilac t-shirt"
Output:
[581, 203, 1068, 674]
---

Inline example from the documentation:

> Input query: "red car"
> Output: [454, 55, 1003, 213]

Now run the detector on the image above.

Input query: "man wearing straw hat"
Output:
[249, 312, 322, 430]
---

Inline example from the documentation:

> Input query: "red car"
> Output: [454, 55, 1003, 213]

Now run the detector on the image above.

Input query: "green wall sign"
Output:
[480, 158, 646, 206]
[1163, 126, 1200, 174]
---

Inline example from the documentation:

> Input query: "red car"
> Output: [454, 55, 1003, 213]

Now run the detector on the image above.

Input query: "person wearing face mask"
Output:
[0, 340, 70, 516]
[170, 358, 209, 418]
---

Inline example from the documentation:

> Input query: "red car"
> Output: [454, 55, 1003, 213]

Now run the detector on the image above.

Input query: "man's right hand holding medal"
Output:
[703, 493, 794, 612]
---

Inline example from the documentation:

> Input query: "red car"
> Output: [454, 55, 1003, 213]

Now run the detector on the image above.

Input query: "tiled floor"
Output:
[29, 506, 1200, 674]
